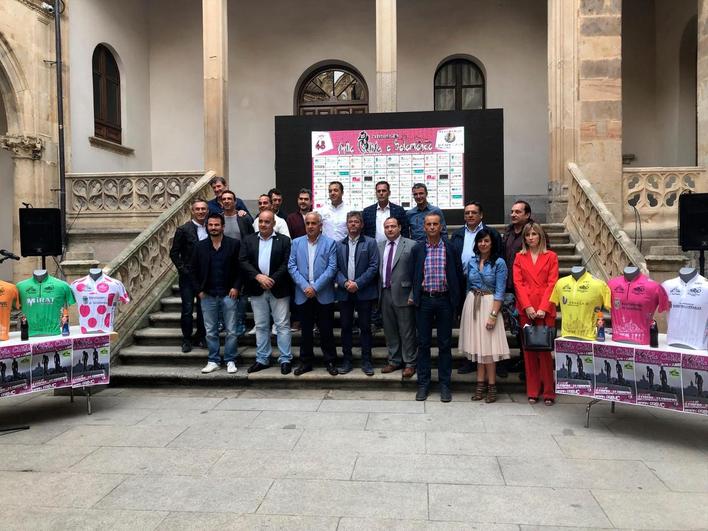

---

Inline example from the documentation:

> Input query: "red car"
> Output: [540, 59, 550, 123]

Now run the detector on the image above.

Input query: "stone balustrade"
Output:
[66, 171, 207, 225]
[566, 163, 648, 280]
[622, 166, 706, 235]
[101, 171, 215, 353]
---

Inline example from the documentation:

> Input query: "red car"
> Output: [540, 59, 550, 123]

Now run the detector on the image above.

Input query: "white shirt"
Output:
[382, 236, 400, 287]
[253, 214, 290, 238]
[662, 274, 708, 350]
[319, 201, 348, 241]
[257, 232, 274, 277]
[306, 236, 320, 284]
[374, 203, 391, 243]
[462, 222, 485, 272]
[192, 220, 208, 241]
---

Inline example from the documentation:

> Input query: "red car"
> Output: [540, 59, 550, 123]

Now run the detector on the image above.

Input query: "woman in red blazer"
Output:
[513, 223, 559, 405]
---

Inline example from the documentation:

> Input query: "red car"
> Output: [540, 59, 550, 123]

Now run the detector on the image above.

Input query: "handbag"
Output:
[522, 321, 556, 351]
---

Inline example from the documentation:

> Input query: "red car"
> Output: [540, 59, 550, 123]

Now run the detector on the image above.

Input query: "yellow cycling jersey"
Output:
[550, 272, 611, 340]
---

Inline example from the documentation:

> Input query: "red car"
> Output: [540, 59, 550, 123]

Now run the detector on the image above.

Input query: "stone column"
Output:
[576, 0, 623, 220]
[202, 0, 228, 179]
[698, 0, 708, 167]
[547, 0, 579, 222]
[376, 0, 397, 112]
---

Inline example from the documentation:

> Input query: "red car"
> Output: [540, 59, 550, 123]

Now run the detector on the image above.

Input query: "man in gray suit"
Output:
[379, 216, 417, 378]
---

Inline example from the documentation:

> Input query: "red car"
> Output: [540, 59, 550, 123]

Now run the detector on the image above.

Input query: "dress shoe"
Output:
[326, 363, 339, 376]
[402, 367, 416, 379]
[181, 340, 192, 353]
[381, 364, 402, 374]
[247, 361, 270, 374]
[337, 360, 353, 374]
[280, 362, 292, 375]
[294, 363, 313, 376]
[415, 386, 429, 401]
[361, 361, 374, 376]
[457, 359, 477, 374]
[440, 386, 452, 403]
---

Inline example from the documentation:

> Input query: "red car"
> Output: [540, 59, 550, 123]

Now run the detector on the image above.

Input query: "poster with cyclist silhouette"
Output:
[593, 344, 636, 403]
[555, 339, 595, 396]
[635, 348, 683, 411]
[682, 353, 708, 415]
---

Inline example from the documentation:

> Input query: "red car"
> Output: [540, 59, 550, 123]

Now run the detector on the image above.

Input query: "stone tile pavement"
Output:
[0, 387, 706, 530]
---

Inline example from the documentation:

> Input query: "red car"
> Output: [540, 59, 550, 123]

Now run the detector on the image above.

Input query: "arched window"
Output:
[92, 44, 121, 143]
[434, 58, 485, 111]
[296, 63, 368, 115]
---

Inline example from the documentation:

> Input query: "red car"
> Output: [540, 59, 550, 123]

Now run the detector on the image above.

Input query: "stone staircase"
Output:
[111, 223, 583, 389]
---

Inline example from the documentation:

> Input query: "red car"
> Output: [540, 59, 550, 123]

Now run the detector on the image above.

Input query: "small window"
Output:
[434, 58, 485, 111]
[92, 44, 121, 143]
[296, 64, 368, 115]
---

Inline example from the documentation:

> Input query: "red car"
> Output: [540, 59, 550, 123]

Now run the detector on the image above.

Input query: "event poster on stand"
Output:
[635, 349, 683, 411]
[593, 344, 636, 403]
[682, 353, 708, 415]
[30, 338, 72, 392]
[0, 343, 32, 397]
[555, 339, 595, 396]
[311, 127, 465, 211]
[71, 335, 110, 387]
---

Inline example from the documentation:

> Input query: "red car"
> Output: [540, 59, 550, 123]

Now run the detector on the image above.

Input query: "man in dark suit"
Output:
[379, 217, 417, 378]
[169, 198, 209, 353]
[239, 210, 293, 374]
[335, 211, 380, 375]
[192, 212, 243, 374]
[409, 212, 464, 402]
[362, 180, 408, 242]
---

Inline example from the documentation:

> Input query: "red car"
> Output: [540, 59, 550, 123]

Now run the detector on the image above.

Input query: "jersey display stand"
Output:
[555, 335, 708, 427]
[0, 326, 115, 422]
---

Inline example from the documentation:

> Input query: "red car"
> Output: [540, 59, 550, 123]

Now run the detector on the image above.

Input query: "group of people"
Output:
[170, 176, 560, 404]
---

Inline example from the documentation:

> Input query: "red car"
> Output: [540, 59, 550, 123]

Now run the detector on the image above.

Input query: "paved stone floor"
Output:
[1, 386, 707, 530]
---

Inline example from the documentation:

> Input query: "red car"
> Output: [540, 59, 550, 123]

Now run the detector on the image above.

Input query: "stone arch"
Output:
[0, 32, 31, 134]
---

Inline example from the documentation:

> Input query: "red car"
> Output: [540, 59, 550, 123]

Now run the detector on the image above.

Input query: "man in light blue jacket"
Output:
[288, 212, 339, 376]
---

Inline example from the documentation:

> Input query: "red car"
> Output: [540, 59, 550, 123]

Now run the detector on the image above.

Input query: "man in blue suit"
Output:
[288, 212, 339, 376]
[409, 212, 464, 402]
[335, 211, 380, 375]
[362, 181, 408, 242]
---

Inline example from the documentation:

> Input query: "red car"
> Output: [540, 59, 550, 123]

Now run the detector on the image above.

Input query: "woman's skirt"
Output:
[458, 292, 511, 364]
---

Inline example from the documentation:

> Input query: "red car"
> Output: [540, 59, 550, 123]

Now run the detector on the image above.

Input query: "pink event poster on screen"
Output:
[72, 335, 110, 387]
[0, 343, 32, 397]
[635, 348, 683, 411]
[30, 338, 72, 392]
[555, 339, 595, 396]
[682, 353, 708, 416]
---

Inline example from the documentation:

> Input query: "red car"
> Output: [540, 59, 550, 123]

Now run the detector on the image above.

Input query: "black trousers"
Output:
[298, 299, 337, 365]
[179, 273, 206, 341]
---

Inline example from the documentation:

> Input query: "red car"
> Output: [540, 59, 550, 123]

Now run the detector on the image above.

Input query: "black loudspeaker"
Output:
[679, 193, 708, 251]
[19, 208, 63, 257]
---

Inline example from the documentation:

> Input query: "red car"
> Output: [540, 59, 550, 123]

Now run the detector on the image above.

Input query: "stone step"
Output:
[118, 345, 519, 366]
[133, 326, 470, 348]
[110, 362, 525, 390]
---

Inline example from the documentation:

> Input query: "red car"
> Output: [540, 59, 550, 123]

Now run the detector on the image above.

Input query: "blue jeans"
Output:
[250, 292, 292, 365]
[201, 294, 238, 363]
[416, 294, 453, 388]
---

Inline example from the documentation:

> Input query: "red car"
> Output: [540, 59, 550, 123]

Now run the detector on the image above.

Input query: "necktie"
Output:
[385, 241, 395, 288]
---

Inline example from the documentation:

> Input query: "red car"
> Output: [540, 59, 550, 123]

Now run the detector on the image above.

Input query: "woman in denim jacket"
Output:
[458, 229, 511, 402]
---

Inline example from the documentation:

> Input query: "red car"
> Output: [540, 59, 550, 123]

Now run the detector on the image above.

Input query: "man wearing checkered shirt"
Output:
[408, 213, 464, 403]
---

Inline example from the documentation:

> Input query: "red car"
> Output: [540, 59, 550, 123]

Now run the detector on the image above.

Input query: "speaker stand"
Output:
[700, 250, 705, 277]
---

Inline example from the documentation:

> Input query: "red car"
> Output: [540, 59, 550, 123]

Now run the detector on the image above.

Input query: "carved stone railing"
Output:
[102, 170, 215, 354]
[566, 163, 648, 280]
[623, 166, 706, 233]
[66, 171, 206, 221]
